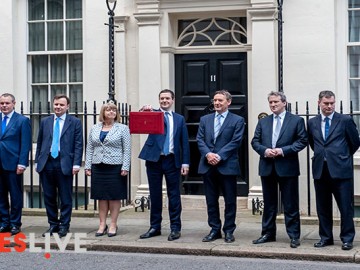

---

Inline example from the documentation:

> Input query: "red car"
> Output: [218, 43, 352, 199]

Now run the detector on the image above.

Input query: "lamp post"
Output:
[105, 0, 117, 103]
[277, 0, 284, 92]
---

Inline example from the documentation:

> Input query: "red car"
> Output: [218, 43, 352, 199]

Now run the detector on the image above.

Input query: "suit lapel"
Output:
[277, 112, 290, 141]
[314, 115, 323, 141]
[171, 113, 178, 139]
[265, 115, 274, 146]
[209, 113, 216, 141]
[61, 115, 70, 137]
[2, 112, 18, 137]
[326, 112, 340, 140]
[219, 112, 231, 136]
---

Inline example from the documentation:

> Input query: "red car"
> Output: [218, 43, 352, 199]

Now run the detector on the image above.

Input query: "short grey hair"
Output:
[268, 91, 287, 103]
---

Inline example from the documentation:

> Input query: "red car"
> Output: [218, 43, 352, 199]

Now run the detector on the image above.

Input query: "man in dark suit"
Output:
[35, 94, 83, 238]
[197, 90, 245, 243]
[0, 93, 31, 235]
[308, 90, 360, 251]
[251, 91, 307, 248]
[138, 89, 190, 241]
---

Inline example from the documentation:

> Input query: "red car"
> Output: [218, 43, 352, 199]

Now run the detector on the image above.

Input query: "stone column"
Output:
[114, 16, 129, 102]
[247, 2, 278, 208]
[134, 1, 163, 203]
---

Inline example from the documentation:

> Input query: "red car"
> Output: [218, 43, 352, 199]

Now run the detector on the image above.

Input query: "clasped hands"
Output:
[265, 148, 283, 158]
[207, 152, 220, 166]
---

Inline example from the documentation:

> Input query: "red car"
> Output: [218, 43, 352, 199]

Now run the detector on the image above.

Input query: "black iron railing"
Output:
[19, 101, 131, 211]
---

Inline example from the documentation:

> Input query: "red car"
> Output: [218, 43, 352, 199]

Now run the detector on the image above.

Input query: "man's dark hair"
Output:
[318, 90, 335, 100]
[159, 89, 175, 99]
[53, 94, 70, 105]
[214, 90, 232, 101]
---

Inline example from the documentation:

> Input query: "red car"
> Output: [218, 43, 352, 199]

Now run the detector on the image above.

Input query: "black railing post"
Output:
[306, 101, 311, 216]
[84, 102, 88, 210]
[277, 0, 284, 92]
[105, 0, 118, 103]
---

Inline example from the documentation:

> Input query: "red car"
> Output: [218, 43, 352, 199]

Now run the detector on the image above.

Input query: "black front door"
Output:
[175, 52, 248, 196]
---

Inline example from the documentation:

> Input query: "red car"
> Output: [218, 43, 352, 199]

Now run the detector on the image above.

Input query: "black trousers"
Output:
[314, 162, 355, 243]
[261, 169, 300, 239]
[203, 167, 237, 234]
[40, 156, 73, 229]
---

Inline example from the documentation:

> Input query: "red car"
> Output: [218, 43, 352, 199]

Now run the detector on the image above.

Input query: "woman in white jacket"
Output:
[85, 101, 131, 237]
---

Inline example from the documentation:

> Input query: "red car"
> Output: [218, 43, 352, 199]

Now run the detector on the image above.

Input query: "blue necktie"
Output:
[163, 112, 170, 155]
[324, 117, 330, 140]
[1, 115, 8, 135]
[214, 114, 222, 142]
[272, 115, 281, 148]
[51, 117, 60, 158]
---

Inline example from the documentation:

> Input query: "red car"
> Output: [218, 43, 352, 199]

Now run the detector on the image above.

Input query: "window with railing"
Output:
[349, 1, 360, 114]
[28, 0, 83, 114]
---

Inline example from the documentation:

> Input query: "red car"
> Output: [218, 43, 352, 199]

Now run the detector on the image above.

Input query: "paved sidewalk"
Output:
[18, 207, 360, 263]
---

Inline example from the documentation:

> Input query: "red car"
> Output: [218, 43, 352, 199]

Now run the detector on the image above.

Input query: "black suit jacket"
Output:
[308, 112, 360, 179]
[251, 112, 307, 177]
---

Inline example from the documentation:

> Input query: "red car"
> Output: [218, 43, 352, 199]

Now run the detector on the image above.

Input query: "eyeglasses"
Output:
[105, 108, 117, 112]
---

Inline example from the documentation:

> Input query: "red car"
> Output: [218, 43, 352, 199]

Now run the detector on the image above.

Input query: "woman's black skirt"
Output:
[91, 163, 127, 200]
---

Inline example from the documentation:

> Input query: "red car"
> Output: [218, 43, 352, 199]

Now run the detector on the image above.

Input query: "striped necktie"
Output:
[214, 114, 222, 141]
[163, 112, 170, 155]
[272, 115, 281, 148]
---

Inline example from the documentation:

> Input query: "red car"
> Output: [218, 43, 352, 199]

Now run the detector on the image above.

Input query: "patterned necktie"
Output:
[324, 117, 330, 140]
[163, 112, 170, 155]
[214, 114, 222, 142]
[1, 115, 8, 135]
[272, 115, 282, 148]
[51, 117, 60, 158]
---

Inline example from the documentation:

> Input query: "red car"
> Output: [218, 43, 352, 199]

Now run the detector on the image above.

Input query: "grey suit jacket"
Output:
[197, 111, 245, 175]
[85, 122, 131, 171]
[251, 112, 307, 177]
[308, 112, 360, 179]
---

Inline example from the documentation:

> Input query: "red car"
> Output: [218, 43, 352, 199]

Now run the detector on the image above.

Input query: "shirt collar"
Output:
[160, 109, 172, 116]
[216, 110, 229, 118]
[55, 113, 67, 121]
[321, 112, 334, 121]
[274, 110, 286, 119]
[2, 110, 15, 119]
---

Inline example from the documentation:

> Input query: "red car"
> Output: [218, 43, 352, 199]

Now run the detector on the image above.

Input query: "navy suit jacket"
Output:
[308, 112, 360, 179]
[138, 111, 190, 168]
[197, 112, 245, 175]
[0, 112, 31, 171]
[251, 112, 307, 177]
[35, 114, 83, 176]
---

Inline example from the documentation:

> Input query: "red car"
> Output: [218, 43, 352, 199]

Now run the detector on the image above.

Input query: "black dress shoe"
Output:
[107, 226, 118, 237]
[95, 225, 108, 237]
[42, 226, 59, 237]
[168, 231, 181, 241]
[252, 234, 276, 244]
[224, 232, 235, 243]
[202, 231, 222, 242]
[0, 226, 10, 233]
[10, 226, 21, 235]
[290, 238, 300, 248]
[58, 228, 69, 238]
[342, 242, 353, 251]
[313, 240, 334, 248]
[139, 228, 161, 239]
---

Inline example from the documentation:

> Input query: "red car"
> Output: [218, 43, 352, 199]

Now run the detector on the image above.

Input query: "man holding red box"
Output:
[138, 89, 190, 241]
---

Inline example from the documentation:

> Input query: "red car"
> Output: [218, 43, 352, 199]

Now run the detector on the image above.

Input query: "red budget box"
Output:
[129, 111, 164, 134]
